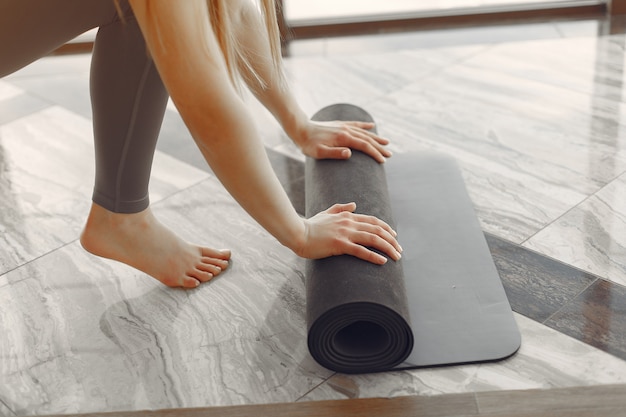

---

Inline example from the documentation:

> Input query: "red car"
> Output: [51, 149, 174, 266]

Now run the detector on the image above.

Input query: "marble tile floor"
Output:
[1, 16, 626, 416]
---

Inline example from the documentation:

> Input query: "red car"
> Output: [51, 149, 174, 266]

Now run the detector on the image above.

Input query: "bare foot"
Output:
[80, 203, 231, 288]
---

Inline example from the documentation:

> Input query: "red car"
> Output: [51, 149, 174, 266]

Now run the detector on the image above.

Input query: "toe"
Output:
[191, 269, 214, 283]
[202, 247, 231, 260]
[198, 262, 222, 276]
[182, 276, 201, 288]
[198, 259, 228, 274]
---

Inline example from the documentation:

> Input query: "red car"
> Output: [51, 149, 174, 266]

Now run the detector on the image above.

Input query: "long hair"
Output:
[209, 0, 284, 91]
[117, 0, 284, 91]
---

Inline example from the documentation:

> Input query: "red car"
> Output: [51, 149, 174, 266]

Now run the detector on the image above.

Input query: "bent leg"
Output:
[0, 0, 165, 214]
[0, 0, 232, 288]
[82, 2, 232, 288]
[0, 0, 117, 78]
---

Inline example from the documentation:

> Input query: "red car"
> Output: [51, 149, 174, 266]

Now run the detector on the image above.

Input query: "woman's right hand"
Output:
[293, 120, 392, 164]
[296, 202, 403, 265]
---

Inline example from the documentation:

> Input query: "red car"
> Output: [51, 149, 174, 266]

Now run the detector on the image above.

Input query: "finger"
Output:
[328, 205, 399, 244]
[327, 202, 357, 214]
[368, 132, 390, 146]
[351, 230, 402, 261]
[350, 212, 398, 238]
[341, 122, 390, 145]
[349, 139, 386, 163]
[335, 133, 390, 163]
[353, 125, 391, 146]
[342, 241, 388, 265]
[355, 221, 402, 253]
[343, 121, 375, 131]
[350, 130, 393, 155]
[316, 145, 352, 160]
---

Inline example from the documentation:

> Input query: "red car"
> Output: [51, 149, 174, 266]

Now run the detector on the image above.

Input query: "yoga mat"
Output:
[305, 104, 520, 374]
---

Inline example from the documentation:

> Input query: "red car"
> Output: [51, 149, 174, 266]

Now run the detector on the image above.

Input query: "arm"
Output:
[128, 0, 401, 263]
[229, 0, 392, 163]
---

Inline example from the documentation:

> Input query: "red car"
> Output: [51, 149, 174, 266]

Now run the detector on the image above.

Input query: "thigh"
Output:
[0, 0, 118, 77]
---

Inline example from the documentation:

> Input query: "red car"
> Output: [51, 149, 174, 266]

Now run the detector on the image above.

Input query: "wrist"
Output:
[281, 108, 309, 146]
[281, 216, 307, 258]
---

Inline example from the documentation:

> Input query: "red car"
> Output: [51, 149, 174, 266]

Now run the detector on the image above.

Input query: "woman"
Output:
[0, 0, 402, 288]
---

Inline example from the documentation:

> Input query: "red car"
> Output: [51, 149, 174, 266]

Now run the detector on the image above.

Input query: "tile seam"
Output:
[0, 238, 79, 286]
[485, 233, 626, 363]
[541, 277, 599, 325]
[294, 373, 337, 402]
[497, 232, 617, 286]
[0, 398, 16, 417]
[520, 185, 609, 247]
[519, 168, 626, 281]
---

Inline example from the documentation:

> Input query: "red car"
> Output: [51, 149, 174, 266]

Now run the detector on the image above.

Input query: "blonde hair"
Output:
[113, 0, 285, 92]
[117, 0, 284, 91]
[209, 0, 284, 91]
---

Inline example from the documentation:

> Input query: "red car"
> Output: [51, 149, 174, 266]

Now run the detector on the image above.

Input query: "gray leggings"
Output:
[0, 0, 168, 213]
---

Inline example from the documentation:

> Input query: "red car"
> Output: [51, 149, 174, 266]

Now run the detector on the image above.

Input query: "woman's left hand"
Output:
[294, 120, 392, 163]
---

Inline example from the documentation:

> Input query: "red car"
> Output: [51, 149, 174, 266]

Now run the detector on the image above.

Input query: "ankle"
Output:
[81, 203, 146, 252]
[86, 203, 150, 229]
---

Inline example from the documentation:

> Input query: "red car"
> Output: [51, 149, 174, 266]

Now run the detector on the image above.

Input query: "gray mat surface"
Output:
[305, 104, 520, 374]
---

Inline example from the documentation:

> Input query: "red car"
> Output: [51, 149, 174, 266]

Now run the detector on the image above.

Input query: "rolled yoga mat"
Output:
[305, 104, 521, 374]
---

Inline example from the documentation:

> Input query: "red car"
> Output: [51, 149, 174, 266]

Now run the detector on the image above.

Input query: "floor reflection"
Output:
[584, 18, 624, 284]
